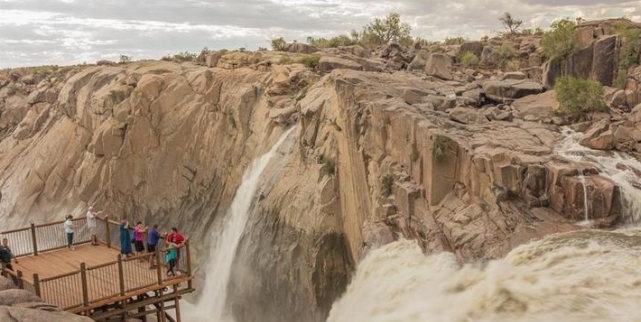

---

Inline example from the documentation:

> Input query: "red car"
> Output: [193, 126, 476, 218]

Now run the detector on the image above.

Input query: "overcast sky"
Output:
[0, 0, 639, 68]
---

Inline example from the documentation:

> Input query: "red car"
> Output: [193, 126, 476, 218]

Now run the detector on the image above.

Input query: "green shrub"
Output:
[614, 26, 641, 88]
[271, 37, 287, 51]
[504, 59, 521, 71]
[380, 174, 394, 197]
[541, 18, 577, 61]
[496, 44, 517, 60]
[257, 47, 268, 51]
[432, 135, 448, 163]
[443, 37, 466, 45]
[458, 51, 480, 67]
[119, 55, 132, 64]
[299, 55, 321, 68]
[318, 154, 336, 177]
[554, 76, 606, 116]
[278, 55, 293, 65]
[411, 146, 420, 162]
[109, 90, 126, 104]
[172, 51, 197, 62]
[6, 84, 20, 96]
[307, 35, 356, 48]
[358, 13, 412, 47]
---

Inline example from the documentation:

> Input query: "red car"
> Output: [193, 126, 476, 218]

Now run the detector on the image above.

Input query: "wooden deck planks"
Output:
[11, 242, 187, 310]
[14, 243, 122, 280]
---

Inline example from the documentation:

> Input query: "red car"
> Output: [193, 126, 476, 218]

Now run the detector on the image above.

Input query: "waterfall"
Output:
[556, 128, 641, 224]
[328, 231, 641, 322]
[186, 127, 295, 322]
[577, 170, 590, 223]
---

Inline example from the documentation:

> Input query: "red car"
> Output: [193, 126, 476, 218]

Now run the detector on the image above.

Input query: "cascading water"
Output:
[577, 171, 590, 223]
[556, 128, 641, 224]
[327, 231, 641, 322]
[186, 127, 295, 322]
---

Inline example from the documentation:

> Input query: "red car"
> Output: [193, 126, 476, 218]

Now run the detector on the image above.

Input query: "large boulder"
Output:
[285, 43, 318, 54]
[591, 35, 617, 86]
[460, 41, 484, 58]
[625, 66, 641, 108]
[543, 43, 594, 88]
[482, 79, 545, 102]
[424, 53, 453, 80]
[512, 90, 558, 122]
[318, 57, 363, 72]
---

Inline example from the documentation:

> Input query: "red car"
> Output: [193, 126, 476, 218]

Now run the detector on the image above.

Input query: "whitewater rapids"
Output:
[327, 230, 641, 322]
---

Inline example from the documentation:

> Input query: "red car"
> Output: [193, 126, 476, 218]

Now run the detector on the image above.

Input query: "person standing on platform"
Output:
[86, 206, 102, 246]
[165, 227, 185, 271]
[147, 224, 161, 268]
[133, 222, 148, 256]
[119, 218, 133, 257]
[64, 215, 76, 250]
[0, 238, 19, 285]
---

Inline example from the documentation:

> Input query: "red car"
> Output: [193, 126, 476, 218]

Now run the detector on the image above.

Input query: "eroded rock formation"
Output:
[1, 19, 640, 322]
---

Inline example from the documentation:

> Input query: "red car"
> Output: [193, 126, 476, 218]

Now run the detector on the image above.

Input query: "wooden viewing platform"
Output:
[0, 216, 195, 322]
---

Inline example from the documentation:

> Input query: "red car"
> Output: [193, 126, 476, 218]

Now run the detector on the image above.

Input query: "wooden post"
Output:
[16, 270, 24, 289]
[80, 262, 89, 307]
[105, 215, 111, 248]
[174, 285, 182, 322]
[30, 223, 38, 256]
[159, 289, 167, 322]
[33, 274, 41, 297]
[156, 247, 163, 284]
[138, 294, 148, 322]
[185, 240, 192, 289]
[117, 254, 125, 296]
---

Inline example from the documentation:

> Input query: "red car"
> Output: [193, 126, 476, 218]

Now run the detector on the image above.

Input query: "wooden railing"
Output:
[1, 217, 95, 256]
[1, 218, 193, 312]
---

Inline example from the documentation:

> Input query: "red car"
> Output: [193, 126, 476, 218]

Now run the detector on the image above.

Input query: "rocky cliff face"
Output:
[1, 23, 640, 321]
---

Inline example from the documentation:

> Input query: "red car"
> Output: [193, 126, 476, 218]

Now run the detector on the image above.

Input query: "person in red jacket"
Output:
[165, 227, 186, 273]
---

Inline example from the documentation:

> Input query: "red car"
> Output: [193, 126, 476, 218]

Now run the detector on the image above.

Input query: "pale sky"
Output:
[0, 0, 639, 68]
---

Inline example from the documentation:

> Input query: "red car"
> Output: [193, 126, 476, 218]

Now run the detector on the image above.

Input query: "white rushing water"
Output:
[578, 173, 589, 222]
[556, 128, 641, 224]
[186, 127, 295, 322]
[328, 231, 641, 322]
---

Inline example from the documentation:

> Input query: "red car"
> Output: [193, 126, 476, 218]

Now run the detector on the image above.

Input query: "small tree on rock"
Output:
[499, 12, 523, 35]
[271, 37, 287, 51]
[360, 13, 412, 46]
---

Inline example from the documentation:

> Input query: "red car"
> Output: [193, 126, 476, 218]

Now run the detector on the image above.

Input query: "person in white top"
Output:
[64, 215, 76, 250]
[86, 206, 102, 246]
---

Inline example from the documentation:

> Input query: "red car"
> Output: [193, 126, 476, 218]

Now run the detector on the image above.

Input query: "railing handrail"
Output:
[0, 227, 31, 234]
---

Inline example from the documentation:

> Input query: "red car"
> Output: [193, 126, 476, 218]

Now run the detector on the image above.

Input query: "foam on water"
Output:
[328, 230, 641, 322]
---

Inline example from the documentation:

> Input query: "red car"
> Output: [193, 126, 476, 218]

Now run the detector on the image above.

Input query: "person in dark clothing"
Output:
[0, 238, 19, 286]
[147, 224, 161, 268]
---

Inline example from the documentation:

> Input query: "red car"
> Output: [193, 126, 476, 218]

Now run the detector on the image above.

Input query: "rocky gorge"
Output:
[0, 18, 640, 322]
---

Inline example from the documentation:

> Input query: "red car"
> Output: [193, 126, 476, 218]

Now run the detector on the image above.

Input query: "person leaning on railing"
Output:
[163, 227, 186, 272]
[64, 215, 76, 250]
[86, 206, 104, 246]
[0, 238, 19, 285]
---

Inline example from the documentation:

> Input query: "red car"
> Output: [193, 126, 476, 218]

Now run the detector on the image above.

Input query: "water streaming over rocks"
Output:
[185, 127, 295, 322]
[327, 231, 641, 322]
[556, 128, 641, 224]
